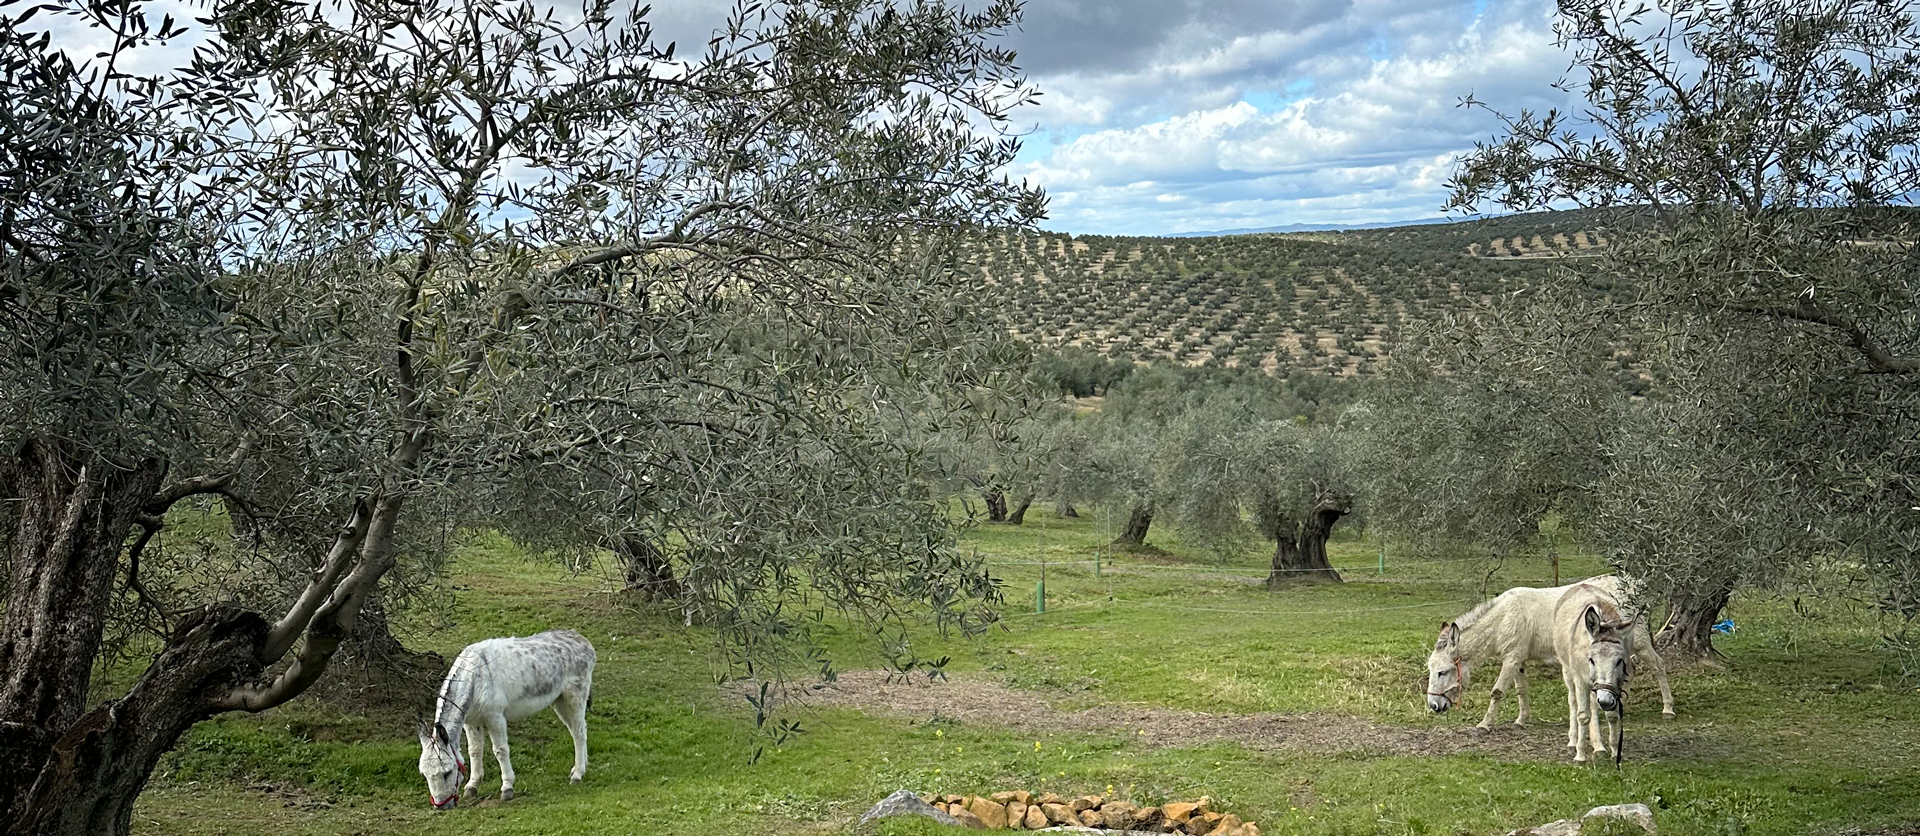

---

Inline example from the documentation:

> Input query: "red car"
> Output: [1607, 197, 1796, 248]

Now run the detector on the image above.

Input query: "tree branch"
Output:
[222, 495, 401, 712]
[1727, 300, 1920, 374]
[259, 499, 372, 661]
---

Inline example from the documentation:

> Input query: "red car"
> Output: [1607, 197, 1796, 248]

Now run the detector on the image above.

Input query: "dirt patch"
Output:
[747, 671, 1722, 763]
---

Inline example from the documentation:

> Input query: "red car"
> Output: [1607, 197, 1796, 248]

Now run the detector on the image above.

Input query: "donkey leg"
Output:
[462, 723, 487, 799]
[1562, 669, 1583, 758]
[1512, 665, 1531, 726]
[484, 714, 517, 801]
[1476, 661, 1515, 729]
[553, 692, 589, 783]
[1636, 623, 1677, 718]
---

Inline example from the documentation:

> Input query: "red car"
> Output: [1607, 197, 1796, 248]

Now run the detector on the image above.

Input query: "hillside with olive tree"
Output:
[969, 209, 1637, 380]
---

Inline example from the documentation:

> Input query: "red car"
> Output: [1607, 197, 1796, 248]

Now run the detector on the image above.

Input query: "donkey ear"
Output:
[417, 722, 435, 744]
[1583, 605, 1601, 637]
[433, 723, 450, 745]
[1436, 621, 1456, 647]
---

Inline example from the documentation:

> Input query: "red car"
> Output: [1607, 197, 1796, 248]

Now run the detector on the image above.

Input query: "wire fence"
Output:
[974, 528, 1597, 621]
[997, 594, 1462, 619]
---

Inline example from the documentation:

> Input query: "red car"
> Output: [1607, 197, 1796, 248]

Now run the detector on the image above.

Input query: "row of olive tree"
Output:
[0, 0, 1042, 833]
[1355, 0, 1920, 659]
[1024, 364, 1365, 586]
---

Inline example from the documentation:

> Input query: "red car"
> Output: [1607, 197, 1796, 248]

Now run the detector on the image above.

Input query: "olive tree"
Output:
[1415, 0, 1920, 656]
[1159, 399, 1356, 585]
[0, 0, 1041, 832]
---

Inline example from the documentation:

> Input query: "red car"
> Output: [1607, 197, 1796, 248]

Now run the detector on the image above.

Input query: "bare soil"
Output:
[747, 671, 1722, 763]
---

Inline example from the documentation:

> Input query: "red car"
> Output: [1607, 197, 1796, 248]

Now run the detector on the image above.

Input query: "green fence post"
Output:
[1095, 551, 1102, 577]
[1036, 578, 1046, 614]
[1378, 542, 1386, 576]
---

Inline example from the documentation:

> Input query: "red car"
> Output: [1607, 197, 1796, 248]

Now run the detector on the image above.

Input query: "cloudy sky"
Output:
[990, 0, 1579, 235]
[46, 0, 1581, 236]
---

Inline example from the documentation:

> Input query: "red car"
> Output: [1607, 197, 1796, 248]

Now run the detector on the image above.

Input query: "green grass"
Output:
[131, 510, 1920, 835]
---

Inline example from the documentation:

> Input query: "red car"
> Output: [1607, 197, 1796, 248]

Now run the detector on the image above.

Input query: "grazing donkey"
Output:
[419, 629, 596, 809]
[1426, 575, 1674, 729]
[1552, 583, 1636, 763]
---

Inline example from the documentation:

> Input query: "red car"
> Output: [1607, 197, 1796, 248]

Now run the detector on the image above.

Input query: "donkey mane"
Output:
[1452, 598, 1500, 633]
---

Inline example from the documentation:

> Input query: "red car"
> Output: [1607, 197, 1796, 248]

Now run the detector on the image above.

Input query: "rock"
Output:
[1072, 796, 1103, 812]
[1102, 800, 1141, 830]
[1196, 796, 1214, 815]
[859, 789, 960, 827]
[969, 797, 1010, 829]
[1024, 804, 1049, 830]
[1506, 820, 1581, 836]
[1184, 810, 1224, 835]
[1244, 823, 1262, 836]
[1211, 813, 1245, 836]
[1163, 801, 1201, 824]
[1135, 806, 1165, 830]
[1008, 801, 1029, 829]
[1078, 809, 1105, 828]
[1583, 804, 1656, 836]
[1037, 792, 1066, 806]
[950, 807, 988, 829]
[1043, 803, 1078, 824]
[993, 791, 1022, 804]
[1014, 790, 1034, 805]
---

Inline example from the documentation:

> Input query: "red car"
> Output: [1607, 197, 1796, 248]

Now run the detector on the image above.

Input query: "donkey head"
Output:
[418, 722, 466, 810]
[1583, 605, 1633, 713]
[1426, 621, 1466, 714]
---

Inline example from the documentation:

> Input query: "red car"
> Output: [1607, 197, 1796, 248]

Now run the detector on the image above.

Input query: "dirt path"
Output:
[753, 670, 1723, 763]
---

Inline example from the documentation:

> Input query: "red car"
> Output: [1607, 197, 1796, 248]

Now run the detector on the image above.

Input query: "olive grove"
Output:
[0, 0, 1041, 832]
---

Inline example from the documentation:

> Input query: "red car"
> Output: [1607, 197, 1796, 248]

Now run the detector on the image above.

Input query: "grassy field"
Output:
[132, 508, 1920, 836]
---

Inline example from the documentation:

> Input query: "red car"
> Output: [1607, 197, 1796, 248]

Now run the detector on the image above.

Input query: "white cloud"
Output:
[1010, 0, 1576, 234]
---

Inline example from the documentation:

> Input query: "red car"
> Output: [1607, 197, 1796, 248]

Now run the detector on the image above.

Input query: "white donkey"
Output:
[1553, 582, 1636, 763]
[1426, 575, 1673, 729]
[419, 629, 596, 809]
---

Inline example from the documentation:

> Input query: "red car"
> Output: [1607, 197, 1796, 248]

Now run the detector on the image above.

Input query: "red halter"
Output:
[1426, 657, 1465, 700]
[428, 752, 469, 808]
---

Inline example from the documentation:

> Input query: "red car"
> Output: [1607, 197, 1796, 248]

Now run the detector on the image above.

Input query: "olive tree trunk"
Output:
[0, 436, 406, 836]
[1054, 501, 1078, 518]
[0, 438, 167, 819]
[611, 534, 680, 601]
[1112, 505, 1152, 547]
[1657, 581, 1733, 660]
[1266, 501, 1346, 586]
[979, 486, 1008, 523]
[1004, 494, 1034, 525]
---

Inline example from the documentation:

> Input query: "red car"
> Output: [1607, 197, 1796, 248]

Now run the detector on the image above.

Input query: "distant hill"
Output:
[1167, 216, 1461, 237]
[967, 208, 1642, 384]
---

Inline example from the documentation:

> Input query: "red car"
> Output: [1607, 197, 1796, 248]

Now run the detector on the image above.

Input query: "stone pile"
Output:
[916, 791, 1261, 836]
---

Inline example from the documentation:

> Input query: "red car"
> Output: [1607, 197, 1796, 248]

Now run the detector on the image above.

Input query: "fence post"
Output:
[1378, 541, 1386, 576]
[1095, 551, 1102, 577]
[1037, 560, 1047, 614]
[1551, 550, 1560, 586]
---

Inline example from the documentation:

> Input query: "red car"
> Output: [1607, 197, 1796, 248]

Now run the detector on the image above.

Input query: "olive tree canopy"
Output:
[1363, 0, 1920, 657]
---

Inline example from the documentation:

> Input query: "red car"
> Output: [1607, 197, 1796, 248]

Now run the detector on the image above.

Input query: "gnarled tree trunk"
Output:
[0, 438, 166, 820]
[1004, 494, 1034, 525]
[1266, 499, 1346, 586]
[0, 433, 404, 836]
[979, 486, 1008, 523]
[1054, 501, 1078, 518]
[611, 534, 680, 601]
[1112, 505, 1152, 547]
[1657, 581, 1732, 660]
[7, 605, 273, 836]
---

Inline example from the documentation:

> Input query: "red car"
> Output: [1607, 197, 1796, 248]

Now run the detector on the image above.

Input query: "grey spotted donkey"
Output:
[418, 629, 596, 809]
